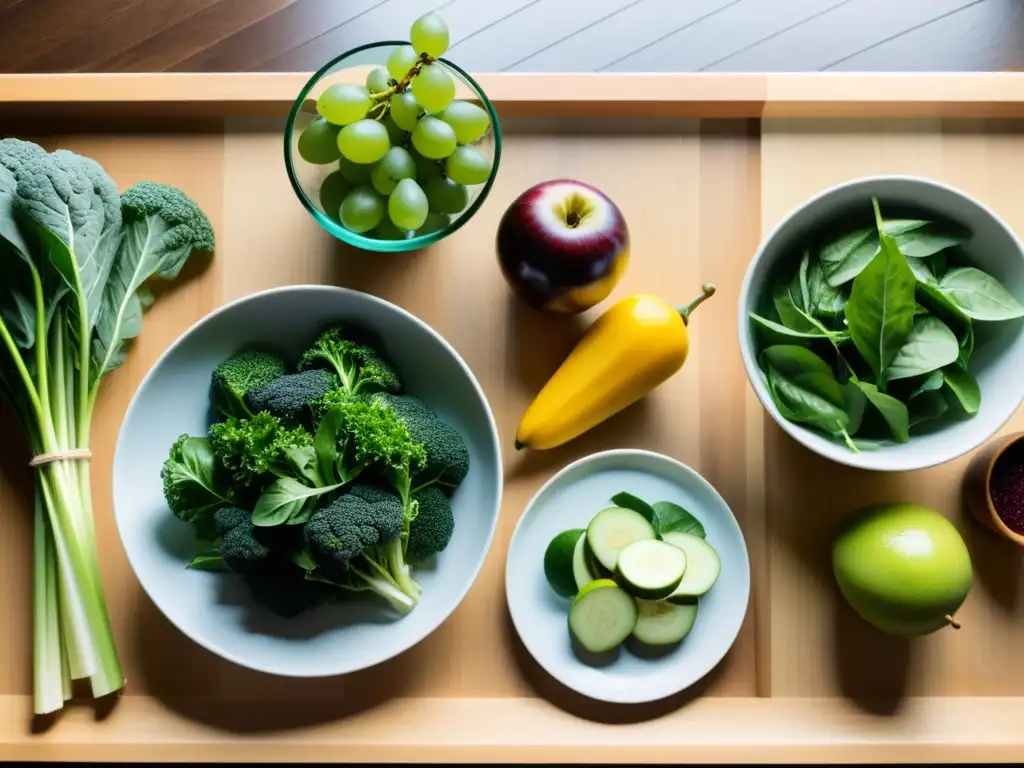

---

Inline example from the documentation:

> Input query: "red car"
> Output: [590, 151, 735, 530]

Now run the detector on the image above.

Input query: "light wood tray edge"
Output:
[2, 73, 1024, 117]
[4, 695, 1022, 763]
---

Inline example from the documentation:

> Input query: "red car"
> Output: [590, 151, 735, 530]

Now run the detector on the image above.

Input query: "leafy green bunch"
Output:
[161, 324, 467, 618]
[750, 197, 1023, 451]
[0, 139, 214, 714]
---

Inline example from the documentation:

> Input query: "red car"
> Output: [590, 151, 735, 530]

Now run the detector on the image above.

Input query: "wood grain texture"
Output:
[1, 74, 1024, 762]
[0, 0, 1021, 74]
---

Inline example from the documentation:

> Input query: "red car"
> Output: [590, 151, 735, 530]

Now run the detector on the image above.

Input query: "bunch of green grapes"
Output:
[296, 11, 494, 241]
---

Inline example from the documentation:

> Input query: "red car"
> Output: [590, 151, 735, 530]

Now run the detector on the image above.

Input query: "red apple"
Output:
[496, 179, 630, 313]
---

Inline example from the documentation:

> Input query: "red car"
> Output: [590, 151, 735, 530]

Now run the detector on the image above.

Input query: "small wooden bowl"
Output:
[964, 431, 1024, 546]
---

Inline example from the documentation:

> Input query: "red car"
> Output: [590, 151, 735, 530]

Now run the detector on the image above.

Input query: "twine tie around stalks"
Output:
[29, 449, 93, 468]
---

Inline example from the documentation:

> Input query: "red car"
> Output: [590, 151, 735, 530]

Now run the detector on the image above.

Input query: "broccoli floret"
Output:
[370, 393, 469, 490]
[211, 347, 288, 420]
[208, 411, 313, 487]
[213, 506, 251, 535]
[220, 519, 272, 574]
[298, 326, 401, 397]
[303, 489, 415, 613]
[121, 181, 215, 279]
[407, 486, 455, 562]
[245, 368, 337, 427]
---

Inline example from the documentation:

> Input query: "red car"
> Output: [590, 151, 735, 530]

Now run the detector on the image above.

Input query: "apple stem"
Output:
[677, 282, 717, 325]
[945, 613, 962, 630]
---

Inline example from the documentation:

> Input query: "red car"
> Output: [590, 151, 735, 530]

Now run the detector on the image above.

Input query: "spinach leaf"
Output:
[806, 253, 848, 320]
[762, 345, 850, 437]
[252, 477, 345, 527]
[750, 313, 850, 345]
[842, 382, 868, 434]
[907, 256, 937, 285]
[188, 540, 229, 572]
[942, 364, 981, 414]
[161, 435, 234, 538]
[938, 267, 1024, 321]
[909, 370, 945, 399]
[908, 390, 949, 430]
[314, 406, 345, 485]
[773, 277, 814, 331]
[820, 219, 968, 287]
[652, 501, 706, 538]
[843, 199, 917, 383]
[853, 381, 910, 443]
[957, 322, 974, 369]
[929, 250, 948, 280]
[611, 491, 657, 526]
[885, 315, 960, 382]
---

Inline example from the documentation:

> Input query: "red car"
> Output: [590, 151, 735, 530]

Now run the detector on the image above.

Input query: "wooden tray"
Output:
[1, 73, 1023, 764]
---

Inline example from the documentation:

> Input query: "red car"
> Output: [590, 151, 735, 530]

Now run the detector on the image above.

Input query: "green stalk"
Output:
[33, 482, 65, 715]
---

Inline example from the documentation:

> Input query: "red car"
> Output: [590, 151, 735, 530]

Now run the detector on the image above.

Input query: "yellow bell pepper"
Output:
[515, 283, 716, 451]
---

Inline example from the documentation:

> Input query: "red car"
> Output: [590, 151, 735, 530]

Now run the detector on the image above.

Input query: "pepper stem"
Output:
[676, 282, 717, 325]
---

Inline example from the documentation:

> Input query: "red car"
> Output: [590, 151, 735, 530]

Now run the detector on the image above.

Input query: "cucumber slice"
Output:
[545, 529, 585, 598]
[661, 531, 722, 600]
[632, 598, 699, 646]
[571, 532, 596, 591]
[616, 539, 687, 600]
[585, 506, 656, 573]
[586, 544, 613, 580]
[568, 579, 638, 653]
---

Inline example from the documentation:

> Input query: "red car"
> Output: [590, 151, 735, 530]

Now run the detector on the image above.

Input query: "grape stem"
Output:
[368, 52, 436, 123]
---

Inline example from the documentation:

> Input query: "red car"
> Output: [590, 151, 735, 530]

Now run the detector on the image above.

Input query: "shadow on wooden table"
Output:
[132, 597, 420, 733]
[959, 500, 1023, 613]
[503, 606, 722, 724]
[765, 424, 913, 716]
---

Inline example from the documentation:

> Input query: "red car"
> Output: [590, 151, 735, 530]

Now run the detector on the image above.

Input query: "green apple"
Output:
[832, 502, 972, 637]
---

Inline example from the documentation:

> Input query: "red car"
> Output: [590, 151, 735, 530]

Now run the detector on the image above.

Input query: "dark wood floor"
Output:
[0, 0, 1022, 73]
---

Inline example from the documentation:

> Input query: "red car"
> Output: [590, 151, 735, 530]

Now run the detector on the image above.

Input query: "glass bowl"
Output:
[284, 40, 502, 253]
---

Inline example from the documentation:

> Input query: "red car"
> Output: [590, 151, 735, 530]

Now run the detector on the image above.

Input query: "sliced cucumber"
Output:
[661, 531, 721, 600]
[632, 598, 699, 646]
[586, 506, 656, 573]
[616, 539, 687, 600]
[586, 544, 613, 580]
[568, 579, 638, 653]
[571, 532, 596, 591]
[545, 528, 585, 598]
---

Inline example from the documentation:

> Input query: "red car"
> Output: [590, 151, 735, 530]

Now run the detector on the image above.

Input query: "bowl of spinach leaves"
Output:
[739, 176, 1024, 471]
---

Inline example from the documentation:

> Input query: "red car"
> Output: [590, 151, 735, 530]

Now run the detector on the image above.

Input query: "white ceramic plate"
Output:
[505, 449, 750, 704]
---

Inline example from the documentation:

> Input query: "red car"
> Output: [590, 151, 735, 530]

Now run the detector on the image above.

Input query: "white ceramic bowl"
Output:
[113, 286, 502, 677]
[739, 176, 1024, 471]
[506, 450, 750, 704]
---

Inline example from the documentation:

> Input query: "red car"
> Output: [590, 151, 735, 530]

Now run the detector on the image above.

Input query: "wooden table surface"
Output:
[1, 0, 1022, 74]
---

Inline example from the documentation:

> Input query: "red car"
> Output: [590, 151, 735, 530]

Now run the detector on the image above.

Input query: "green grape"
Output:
[319, 171, 351, 221]
[365, 67, 391, 94]
[424, 176, 468, 214]
[439, 100, 490, 144]
[411, 116, 457, 159]
[339, 186, 385, 233]
[382, 115, 407, 146]
[297, 118, 341, 164]
[411, 62, 455, 112]
[410, 12, 450, 57]
[446, 144, 492, 185]
[337, 119, 391, 164]
[388, 178, 429, 231]
[371, 147, 416, 195]
[390, 90, 424, 131]
[387, 45, 419, 81]
[373, 217, 413, 241]
[418, 211, 451, 236]
[338, 154, 373, 185]
[317, 83, 371, 125]
[410, 146, 444, 181]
